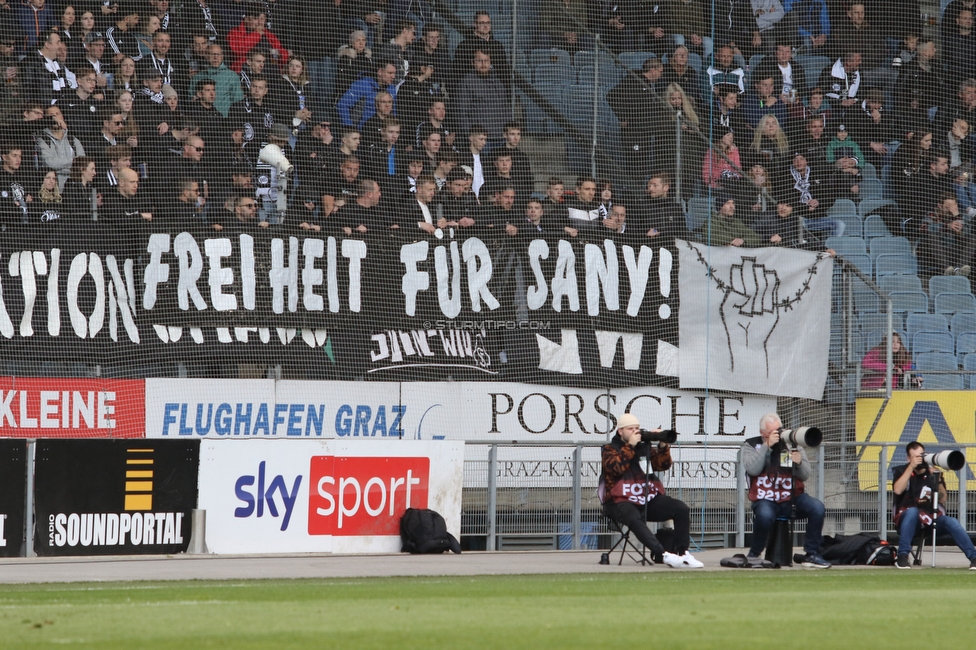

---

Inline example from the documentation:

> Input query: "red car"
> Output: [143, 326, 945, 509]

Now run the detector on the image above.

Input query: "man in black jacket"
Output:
[601, 412, 703, 567]
[452, 12, 511, 91]
[632, 172, 689, 240]
[607, 57, 663, 182]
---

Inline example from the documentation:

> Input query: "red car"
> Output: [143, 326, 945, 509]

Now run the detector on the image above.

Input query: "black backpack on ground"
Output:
[400, 508, 462, 554]
[820, 534, 896, 565]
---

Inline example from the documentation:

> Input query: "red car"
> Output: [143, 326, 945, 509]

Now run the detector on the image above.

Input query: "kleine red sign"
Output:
[307, 455, 430, 536]
[0, 377, 146, 438]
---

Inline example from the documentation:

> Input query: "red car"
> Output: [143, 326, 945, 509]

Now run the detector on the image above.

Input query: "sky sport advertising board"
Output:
[146, 379, 774, 443]
[33, 439, 199, 556]
[197, 440, 463, 554]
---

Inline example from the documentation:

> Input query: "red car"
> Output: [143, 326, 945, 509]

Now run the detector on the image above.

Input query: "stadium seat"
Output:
[794, 54, 831, 91]
[861, 162, 877, 179]
[685, 197, 713, 233]
[950, 311, 976, 333]
[853, 286, 881, 313]
[869, 236, 912, 261]
[833, 214, 863, 237]
[530, 48, 572, 68]
[859, 198, 895, 219]
[574, 50, 616, 70]
[912, 330, 954, 355]
[860, 312, 904, 334]
[956, 331, 976, 366]
[915, 352, 963, 389]
[964, 353, 976, 389]
[906, 313, 948, 341]
[879, 274, 923, 294]
[841, 253, 872, 277]
[826, 236, 867, 257]
[934, 292, 976, 315]
[534, 62, 575, 86]
[875, 253, 917, 277]
[828, 198, 858, 217]
[888, 290, 929, 313]
[929, 275, 971, 296]
[862, 215, 891, 240]
[859, 179, 884, 200]
[577, 64, 621, 88]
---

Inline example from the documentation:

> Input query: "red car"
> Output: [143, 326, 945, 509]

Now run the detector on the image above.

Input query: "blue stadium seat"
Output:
[929, 275, 971, 296]
[956, 331, 976, 366]
[861, 162, 877, 179]
[534, 62, 575, 86]
[859, 178, 884, 200]
[879, 274, 922, 294]
[618, 52, 655, 70]
[950, 311, 976, 333]
[875, 253, 917, 277]
[574, 50, 616, 70]
[853, 287, 881, 313]
[888, 290, 929, 313]
[828, 198, 858, 217]
[859, 198, 895, 219]
[842, 253, 871, 277]
[862, 215, 890, 240]
[577, 64, 622, 88]
[964, 353, 976, 389]
[869, 236, 912, 261]
[860, 312, 904, 334]
[915, 352, 963, 389]
[794, 54, 831, 91]
[912, 330, 954, 354]
[685, 197, 712, 233]
[826, 236, 867, 257]
[530, 48, 572, 68]
[906, 313, 948, 341]
[934, 292, 976, 315]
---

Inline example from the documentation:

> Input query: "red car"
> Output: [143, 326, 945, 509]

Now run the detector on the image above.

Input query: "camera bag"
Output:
[399, 508, 462, 554]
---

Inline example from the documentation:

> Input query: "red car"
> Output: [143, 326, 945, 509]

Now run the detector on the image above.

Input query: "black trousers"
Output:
[604, 495, 691, 555]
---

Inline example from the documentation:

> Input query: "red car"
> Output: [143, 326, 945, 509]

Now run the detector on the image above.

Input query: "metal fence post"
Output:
[24, 439, 35, 557]
[572, 445, 582, 550]
[817, 444, 825, 502]
[487, 444, 498, 552]
[957, 463, 967, 529]
[878, 443, 888, 540]
[736, 445, 746, 548]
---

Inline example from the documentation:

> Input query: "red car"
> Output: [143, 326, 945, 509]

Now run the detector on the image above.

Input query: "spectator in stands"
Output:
[788, 86, 831, 139]
[336, 30, 373, 99]
[113, 56, 140, 93]
[98, 144, 132, 194]
[135, 65, 169, 135]
[846, 88, 893, 167]
[460, 125, 489, 199]
[943, 9, 976, 89]
[453, 12, 511, 90]
[219, 194, 268, 233]
[860, 333, 912, 390]
[602, 204, 627, 234]
[396, 61, 446, 141]
[412, 175, 440, 234]
[607, 56, 663, 180]
[565, 176, 601, 229]
[106, 3, 143, 64]
[319, 155, 362, 216]
[415, 99, 455, 150]
[894, 40, 941, 136]
[274, 0, 343, 113]
[891, 130, 933, 210]
[661, 45, 700, 103]
[540, 0, 588, 53]
[711, 84, 750, 135]
[741, 0, 791, 56]
[831, 4, 884, 75]
[743, 71, 788, 128]
[337, 60, 396, 130]
[76, 31, 110, 94]
[633, 172, 688, 240]
[416, 126, 441, 168]
[272, 55, 314, 131]
[102, 166, 153, 245]
[778, 152, 846, 238]
[238, 47, 266, 94]
[653, 83, 701, 198]
[501, 122, 533, 195]
[435, 169, 479, 231]
[227, 74, 274, 153]
[938, 118, 975, 171]
[0, 143, 31, 228]
[83, 105, 124, 170]
[820, 51, 861, 109]
[37, 104, 85, 189]
[14, 0, 55, 54]
[484, 150, 530, 207]
[671, 0, 711, 58]
[185, 77, 224, 143]
[134, 14, 161, 59]
[337, 177, 384, 235]
[892, 441, 976, 569]
[916, 193, 976, 278]
[21, 28, 67, 105]
[357, 89, 393, 147]
[747, 114, 791, 189]
[457, 49, 509, 141]
[68, 8, 95, 61]
[407, 25, 450, 92]
[952, 164, 976, 218]
[228, 3, 288, 74]
[704, 192, 772, 246]
[542, 176, 564, 222]
[908, 153, 953, 226]
[62, 155, 99, 221]
[432, 151, 457, 190]
[620, 0, 672, 55]
[825, 123, 865, 170]
[520, 196, 576, 237]
[743, 413, 830, 568]
[702, 128, 743, 189]
[375, 20, 416, 83]
[794, 115, 830, 175]
[187, 44, 241, 117]
[482, 184, 520, 237]
[596, 179, 615, 220]
[365, 117, 401, 191]
[164, 178, 206, 225]
[705, 45, 746, 96]
[757, 43, 807, 107]
[34, 169, 64, 226]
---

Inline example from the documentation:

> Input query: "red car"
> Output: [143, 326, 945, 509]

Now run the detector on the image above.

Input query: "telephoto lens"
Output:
[639, 429, 678, 444]
[923, 450, 966, 471]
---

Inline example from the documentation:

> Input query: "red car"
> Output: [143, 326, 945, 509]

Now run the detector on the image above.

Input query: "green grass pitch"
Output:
[1, 571, 975, 648]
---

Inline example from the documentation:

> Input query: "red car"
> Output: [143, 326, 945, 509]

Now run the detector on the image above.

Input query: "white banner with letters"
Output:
[677, 240, 832, 400]
[197, 439, 463, 554]
[145, 379, 774, 443]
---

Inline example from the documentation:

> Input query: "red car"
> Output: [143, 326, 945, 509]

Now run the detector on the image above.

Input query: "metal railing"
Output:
[462, 440, 976, 551]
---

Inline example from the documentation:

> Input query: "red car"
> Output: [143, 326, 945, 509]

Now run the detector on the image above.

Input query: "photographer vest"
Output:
[606, 463, 666, 506]
[599, 437, 669, 506]
[891, 464, 945, 526]
[745, 436, 806, 503]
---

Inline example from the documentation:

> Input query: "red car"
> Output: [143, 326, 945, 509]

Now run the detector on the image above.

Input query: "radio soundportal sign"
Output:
[33, 439, 199, 556]
[197, 439, 463, 554]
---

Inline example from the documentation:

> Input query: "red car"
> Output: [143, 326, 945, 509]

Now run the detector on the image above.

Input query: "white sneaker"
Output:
[662, 551, 704, 568]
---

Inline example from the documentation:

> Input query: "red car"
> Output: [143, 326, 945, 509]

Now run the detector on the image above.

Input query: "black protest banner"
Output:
[33, 439, 199, 556]
[0, 229, 678, 385]
[0, 440, 27, 557]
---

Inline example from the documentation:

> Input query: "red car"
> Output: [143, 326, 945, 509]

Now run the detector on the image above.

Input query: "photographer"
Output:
[892, 441, 976, 570]
[600, 413, 704, 568]
[742, 413, 831, 568]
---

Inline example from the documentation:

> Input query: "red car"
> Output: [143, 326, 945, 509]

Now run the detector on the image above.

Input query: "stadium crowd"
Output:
[0, 0, 972, 273]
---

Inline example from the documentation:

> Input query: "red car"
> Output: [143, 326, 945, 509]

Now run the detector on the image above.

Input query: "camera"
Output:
[639, 428, 678, 444]
[777, 426, 822, 449]
[922, 450, 966, 472]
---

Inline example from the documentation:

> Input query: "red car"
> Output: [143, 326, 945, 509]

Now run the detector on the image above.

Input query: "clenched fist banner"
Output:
[676, 240, 832, 399]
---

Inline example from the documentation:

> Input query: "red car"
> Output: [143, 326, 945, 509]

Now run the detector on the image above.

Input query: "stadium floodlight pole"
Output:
[592, 35, 600, 179]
